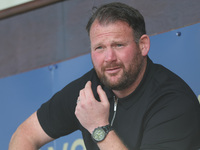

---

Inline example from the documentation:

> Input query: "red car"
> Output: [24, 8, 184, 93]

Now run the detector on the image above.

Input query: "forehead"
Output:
[89, 20, 134, 39]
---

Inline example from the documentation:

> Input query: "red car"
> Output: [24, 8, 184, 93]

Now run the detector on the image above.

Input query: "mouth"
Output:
[105, 66, 121, 75]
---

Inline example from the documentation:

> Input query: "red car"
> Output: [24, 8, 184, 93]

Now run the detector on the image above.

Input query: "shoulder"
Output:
[149, 60, 196, 99]
[144, 58, 199, 113]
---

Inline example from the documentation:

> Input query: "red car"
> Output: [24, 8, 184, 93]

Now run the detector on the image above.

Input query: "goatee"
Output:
[94, 54, 144, 91]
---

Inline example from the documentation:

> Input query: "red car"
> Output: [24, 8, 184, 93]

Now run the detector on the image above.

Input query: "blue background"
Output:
[1, 23, 199, 150]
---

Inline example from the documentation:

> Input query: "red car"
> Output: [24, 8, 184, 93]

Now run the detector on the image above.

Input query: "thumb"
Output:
[97, 85, 109, 104]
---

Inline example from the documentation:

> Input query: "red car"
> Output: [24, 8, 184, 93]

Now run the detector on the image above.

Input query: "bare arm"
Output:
[97, 130, 128, 150]
[9, 111, 54, 150]
[75, 81, 128, 150]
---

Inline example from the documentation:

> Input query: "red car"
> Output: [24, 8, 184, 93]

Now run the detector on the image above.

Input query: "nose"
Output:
[104, 48, 117, 62]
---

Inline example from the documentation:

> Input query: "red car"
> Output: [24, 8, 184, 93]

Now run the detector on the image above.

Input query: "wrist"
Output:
[91, 124, 113, 143]
[89, 121, 110, 134]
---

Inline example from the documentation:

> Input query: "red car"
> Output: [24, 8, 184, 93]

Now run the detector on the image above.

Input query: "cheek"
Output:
[119, 51, 134, 65]
[91, 52, 103, 68]
[119, 48, 139, 69]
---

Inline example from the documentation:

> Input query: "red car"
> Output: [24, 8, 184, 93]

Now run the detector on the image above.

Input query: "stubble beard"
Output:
[94, 53, 144, 91]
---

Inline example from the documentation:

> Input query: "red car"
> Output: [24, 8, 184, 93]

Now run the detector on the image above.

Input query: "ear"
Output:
[139, 34, 150, 56]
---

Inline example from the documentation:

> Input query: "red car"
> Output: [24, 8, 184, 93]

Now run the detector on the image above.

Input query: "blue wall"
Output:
[1, 23, 199, 150]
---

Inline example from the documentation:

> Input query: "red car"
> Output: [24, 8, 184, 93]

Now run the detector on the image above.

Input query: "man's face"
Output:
[90, 20, 144, 90]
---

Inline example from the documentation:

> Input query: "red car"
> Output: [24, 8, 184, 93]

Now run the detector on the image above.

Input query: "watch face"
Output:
[93, 127, 106, 142]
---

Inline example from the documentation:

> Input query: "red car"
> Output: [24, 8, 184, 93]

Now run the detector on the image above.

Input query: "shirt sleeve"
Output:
[37, 69, 99, 139]
[37, 83, 80, 139]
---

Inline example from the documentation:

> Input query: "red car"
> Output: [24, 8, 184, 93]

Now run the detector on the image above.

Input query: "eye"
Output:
[114, 43, 124, 49]
[95, 46, 103, 51]
[96, 46, 102, 49]
[117, 44, 123, 47]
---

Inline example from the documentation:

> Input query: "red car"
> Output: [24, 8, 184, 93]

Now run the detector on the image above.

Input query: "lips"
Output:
[105, 66, 121, 74]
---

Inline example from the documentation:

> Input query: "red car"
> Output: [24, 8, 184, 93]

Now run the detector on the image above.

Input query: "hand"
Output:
[75, 81, 110, 134]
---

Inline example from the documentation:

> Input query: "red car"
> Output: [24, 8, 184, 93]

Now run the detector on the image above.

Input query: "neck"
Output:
[112, 58, 147, 98]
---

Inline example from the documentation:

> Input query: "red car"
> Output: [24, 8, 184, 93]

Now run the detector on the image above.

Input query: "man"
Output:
[9, 2, 200, 150]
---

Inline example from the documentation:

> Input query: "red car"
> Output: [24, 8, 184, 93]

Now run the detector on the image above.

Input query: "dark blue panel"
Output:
[0, 66, 53, 149]
[0, 54, 92, 150]
[149, 23, 200, 96]
[1, 23, 199, 150]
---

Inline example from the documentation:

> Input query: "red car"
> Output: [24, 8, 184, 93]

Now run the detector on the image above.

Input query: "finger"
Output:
[84, 81, 95, 100]
[79, 89, 85, 102]
[85, 81, 92, 89]
[97, 85, 109, 104]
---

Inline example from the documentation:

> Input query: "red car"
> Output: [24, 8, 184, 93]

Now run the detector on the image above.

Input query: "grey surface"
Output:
[0, 0, 200, 78]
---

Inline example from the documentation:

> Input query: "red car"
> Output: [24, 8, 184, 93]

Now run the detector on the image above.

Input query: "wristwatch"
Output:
[91, 124, 113, 142]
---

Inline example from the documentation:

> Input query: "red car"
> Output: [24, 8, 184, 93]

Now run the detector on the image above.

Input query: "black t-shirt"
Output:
[37, 57, 200, 150]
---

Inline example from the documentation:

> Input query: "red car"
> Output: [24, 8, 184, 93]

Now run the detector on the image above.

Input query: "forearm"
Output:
[9, 128, 39, 150]
[9, 112, 54, 150]
[97, 130, 128, 150]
